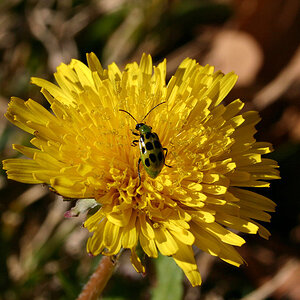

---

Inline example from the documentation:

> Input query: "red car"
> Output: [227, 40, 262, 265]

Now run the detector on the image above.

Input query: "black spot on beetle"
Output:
[146, 142, 154, 150]
[154, 140, 161, 149]
[140, 134, 145, 142]
[151, 133, 156, 138]
[145, 132, 151, 139]
[145, 158, 150, 167]
[142, 147, 146, 154]
[149, 153, 156, 163]
[158, 151, 163, 161]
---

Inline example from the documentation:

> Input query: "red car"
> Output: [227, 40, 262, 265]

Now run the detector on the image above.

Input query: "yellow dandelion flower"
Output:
[2, 53, 280, 286]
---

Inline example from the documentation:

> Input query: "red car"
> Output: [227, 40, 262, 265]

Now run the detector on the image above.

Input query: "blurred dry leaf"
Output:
[234, 0, 300, 80]
[241, 259, 300, 300]
[204, 29, 263, 86]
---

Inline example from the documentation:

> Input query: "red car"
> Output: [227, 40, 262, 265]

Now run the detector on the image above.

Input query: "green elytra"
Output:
[119, 102, 171, 185]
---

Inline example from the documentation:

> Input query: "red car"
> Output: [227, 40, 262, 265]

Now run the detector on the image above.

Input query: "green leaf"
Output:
[151, 254, 183, 300]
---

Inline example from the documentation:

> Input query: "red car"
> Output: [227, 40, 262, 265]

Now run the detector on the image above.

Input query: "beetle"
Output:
[119, 102, 171, 185]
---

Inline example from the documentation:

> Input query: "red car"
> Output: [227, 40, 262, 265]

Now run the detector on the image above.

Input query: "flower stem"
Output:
[77, 255, 117, 300]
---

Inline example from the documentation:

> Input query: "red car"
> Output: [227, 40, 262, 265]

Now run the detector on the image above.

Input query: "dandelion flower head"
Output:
[3, 53, 279, 286]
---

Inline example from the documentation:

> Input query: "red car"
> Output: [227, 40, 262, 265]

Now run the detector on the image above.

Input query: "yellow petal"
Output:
[86, 52, 104, 77]
[201, 222, 245, 246]
[154, 227, 179, 256]
[169, 228, 195, 246]
[103, 221, 121, 253]
[222, 99, 244, 120]
[31, 77, 73, 105]
[215, 212, 259, 234]
[130, 248, 145, 273]
[207, 72, 238, 107]
[172, 242, 202, 287]
[86, 218, 106, 255]
[191, 223, 221, 256]
[139, 231, 158, 258]
[230, 187, 276, 212]
[107, 208, 132, 227]
[121, 211, 138, 248]
[139, 213, 155, 239]
[218, 243, 245, 267]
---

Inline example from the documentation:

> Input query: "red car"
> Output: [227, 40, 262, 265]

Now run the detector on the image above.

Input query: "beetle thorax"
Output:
[135, 123, 152, 134]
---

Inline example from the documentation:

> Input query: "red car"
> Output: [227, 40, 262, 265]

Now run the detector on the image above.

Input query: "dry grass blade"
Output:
[241, 259, 300, 300]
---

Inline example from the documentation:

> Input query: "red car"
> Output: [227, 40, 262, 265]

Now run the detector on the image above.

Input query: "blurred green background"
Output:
[1, 0, 300, 299]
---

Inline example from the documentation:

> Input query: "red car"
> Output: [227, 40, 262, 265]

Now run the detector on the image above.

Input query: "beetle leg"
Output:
[131, 140, 139, 147]
[131, 129, 139, 136]
[138, 158, 142, 187]
[163, 148, 172, 168]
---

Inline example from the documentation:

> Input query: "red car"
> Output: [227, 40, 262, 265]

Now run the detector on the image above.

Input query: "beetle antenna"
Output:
[142, 101, 166, 121]
[119, 109, 138, 123]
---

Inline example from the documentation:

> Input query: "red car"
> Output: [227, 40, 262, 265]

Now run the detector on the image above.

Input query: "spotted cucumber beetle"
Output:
[119, 102, 171, 186]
